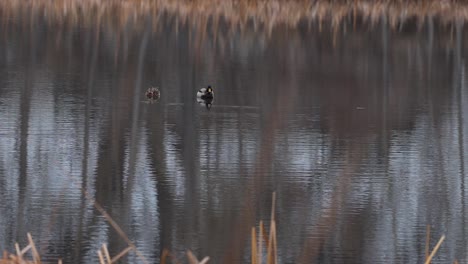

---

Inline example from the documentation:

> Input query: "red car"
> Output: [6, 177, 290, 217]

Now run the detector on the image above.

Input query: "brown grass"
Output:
[0, 237, 135, 264]
[1, 0, 468, 35]
[250, 193, 277, 264]
[1, 233, 50, 264]
[0, 198, 452, 264]
[425, 234, 446, 264]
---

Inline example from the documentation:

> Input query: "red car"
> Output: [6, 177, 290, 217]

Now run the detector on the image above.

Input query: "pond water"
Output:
[0, 10, 467, 264]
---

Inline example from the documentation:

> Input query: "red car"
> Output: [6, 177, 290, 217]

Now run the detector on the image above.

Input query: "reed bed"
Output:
[2, 195, 451, 264]
[1, 233, 45, 264]
[159, 193, 279, 264]
[2, 0, 468, 34]
[0, 236, 135, 264]
[250, 192, 278, 264]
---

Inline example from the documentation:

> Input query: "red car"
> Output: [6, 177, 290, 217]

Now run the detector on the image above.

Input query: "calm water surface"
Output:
[0, 12, 467, 263]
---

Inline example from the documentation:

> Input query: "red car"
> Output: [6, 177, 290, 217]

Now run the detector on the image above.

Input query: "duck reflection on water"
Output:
[197, 97, 213, 110]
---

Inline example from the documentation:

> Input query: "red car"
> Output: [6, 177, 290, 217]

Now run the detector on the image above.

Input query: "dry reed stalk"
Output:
[96, 244, 133, 264]
[102, 244, 111, 263]
[160, 249, 169, 264]
[270, 193, 276, 222]
[425, 225, 431, 260]
[266, 220, 277, 264]
[110, 246, 133, 263]
[19, 246, 32, 257]
[199, 257, 210, 264]
[424, 235, 446, 264]
[272, 222, 277, 264]
[186, 251, 197, 263]
[97, 250, 105, 264]
[251, 192, 277, 264]
[266, 228, 273, 263]
[27, 234, 40, 264]
[251, 227, 258, 264]
[81, 190, 149, 264]
[258, 221, 264, 264]
[186, 251, 210, 264]
[266, 192, 277, 264]
[0, 233, 63, 264]
[160, 249, 184, 264]
[13, 244, 21, 261]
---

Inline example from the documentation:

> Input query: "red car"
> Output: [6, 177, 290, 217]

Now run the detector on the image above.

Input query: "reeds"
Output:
[2, 0, 468, 35]
[424, 225, 448, 264]
[159, 249, 210, 264]
[159, 192, 279, 264]
[96, 244, 133, 264]
[0, 236, 135, 264]
[0, 206, 459, 263]
[186, 251, 210, 264]
[425, 235, 446, 264]
[0, 182, 150, 263]
[1, 233, 48, 264]
[251, 192, 277, 264]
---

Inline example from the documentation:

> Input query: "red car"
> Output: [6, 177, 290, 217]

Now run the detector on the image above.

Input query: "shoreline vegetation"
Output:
[2, 0, 468, 34]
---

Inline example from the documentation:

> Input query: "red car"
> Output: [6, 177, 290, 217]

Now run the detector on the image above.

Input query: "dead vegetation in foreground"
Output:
[0, 192, 452, 264]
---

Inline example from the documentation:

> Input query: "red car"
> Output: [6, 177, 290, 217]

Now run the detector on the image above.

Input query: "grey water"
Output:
[0, 12, 467, 264]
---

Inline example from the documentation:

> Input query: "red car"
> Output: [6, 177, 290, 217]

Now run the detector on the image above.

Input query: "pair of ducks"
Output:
[146, 85, 214, 108]
[145, 87, 161, 100]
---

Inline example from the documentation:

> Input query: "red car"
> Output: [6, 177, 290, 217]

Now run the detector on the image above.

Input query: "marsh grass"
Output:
[96, 244, 133, 264]
[0, 227, 451, 264]
[2, 195, 451, 264]
[2, 0, 468, 35]
[250, 192, 278, 264]
[1, 199, 146, 264]
[159, 193, 279, 264]
[0, 233, 45, 264]
[424, 225, 448, 264]
[0, 239, 133, 264]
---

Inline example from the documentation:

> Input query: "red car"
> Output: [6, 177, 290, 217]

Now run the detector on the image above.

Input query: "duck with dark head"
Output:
[197, 85, 214, 110]
[197, 85, 214, 100]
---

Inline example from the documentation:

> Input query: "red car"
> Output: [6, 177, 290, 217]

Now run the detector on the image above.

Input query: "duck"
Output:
[197, 85, 214, 100]
[146, 87, 160, 100]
